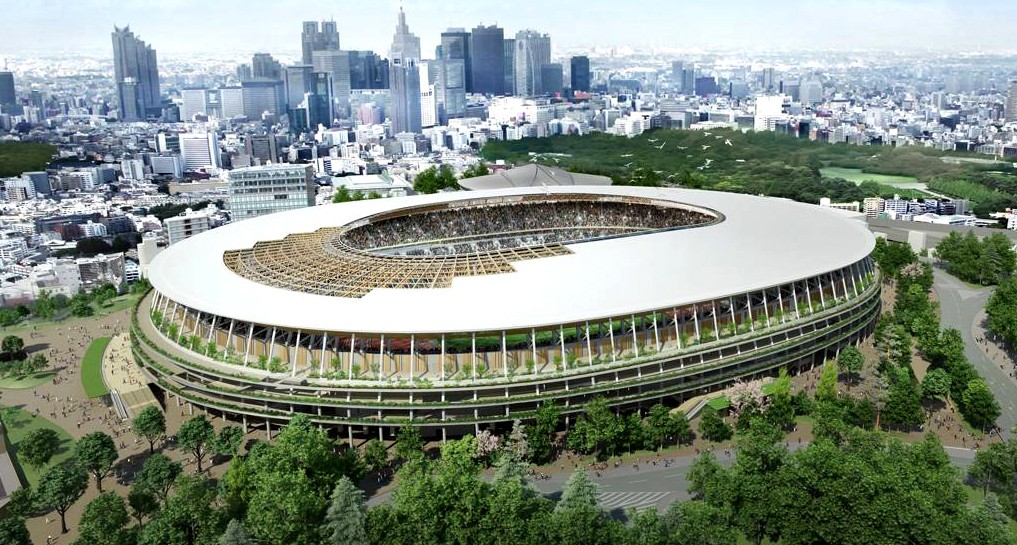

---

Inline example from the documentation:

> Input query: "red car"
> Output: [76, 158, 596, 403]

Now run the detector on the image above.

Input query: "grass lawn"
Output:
[820, 166, 920, 186]
[966, 486, 1017, 534]
[1, 404, 76, 487]
[1, 292, 142, 336]
[0, 371, 56, 390]
[81, 337, 111, 398]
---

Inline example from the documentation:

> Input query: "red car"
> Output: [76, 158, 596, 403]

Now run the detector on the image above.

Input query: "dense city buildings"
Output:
[111, 26, 160, 121]
[301, 20, 341, 65]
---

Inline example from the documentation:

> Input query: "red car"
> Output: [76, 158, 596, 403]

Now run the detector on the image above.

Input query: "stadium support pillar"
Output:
[762, 290, 771, 327]
[792, 282, 802, 319]
[292, 330, 301, 377]
[776, 287, 785, 323]
[817, 276, 826, 308]
[348, 426, 353, 445]
[652, 312, 661, 352]
[244, 323, 254, 365]
[711, 300, 720, 342]
[673, 309, 682, 349]
[440, 334, 446, 381]
[194, 311, 202, 338]
[692, 304, 701, 343]
[225, 320, 235, 354]
[746, 294, 754, 332]
[727, 297, 737, 334]
[630, 315, 639, 358]
[266, 420, 271, 441]
[206, 315, 217, 347]
[379, 334, 386, 377]
[608, 321, 616, 363]
[560, 326, 567, 370]
[410, 335, 415, 381]
[828, 273, 838, 301]
[532, 329, 539, 372]
[849, 263, 859, 296]
[320, 333, 328, 376]
[503, 332, 509, 377]
[349, 333, 356, 380]
[170, 301, 179, 330]
[585, 322, 593, 365]
[268, 327, 277, 362]
[804, 279, 815, 314]
[471, 333, 477, 381]
[840, 270, 850, 299]
[159, 295, 170, 321]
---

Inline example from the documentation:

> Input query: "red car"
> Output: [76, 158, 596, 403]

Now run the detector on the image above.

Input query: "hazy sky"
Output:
[3, 0, 1016, 58]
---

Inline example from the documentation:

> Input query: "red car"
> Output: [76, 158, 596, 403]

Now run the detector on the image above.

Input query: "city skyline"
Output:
[3, 0, 1017, 58]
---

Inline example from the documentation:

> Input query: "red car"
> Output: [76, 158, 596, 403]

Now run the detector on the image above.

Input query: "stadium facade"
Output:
[132, 186, 880, 440]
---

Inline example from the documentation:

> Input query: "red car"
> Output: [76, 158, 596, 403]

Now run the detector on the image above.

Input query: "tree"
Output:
[75, 492, 129, 545]
[38, 463, 89, 534]
[133, 406, 167, 453]
[136, 453, 182, 502]
[70, 299, 94, 317]
[644, 403, 680, 450]
[461, 162, 490, 179]
[34, 289, 55, 319]
[530, 401, 561, 464]
[504, 419, 530, 462]
[412, 165, 459, 194]
[363, 438, 389, 475]
[323, 477, 368, 545]
[837, 346, 865, 383]
[75, 431, 118, 492]
[697, 406, 732, 443]
[213, 426, 244, 459]
[567, 397, 622, 458]
[0, 517, 31, 545]
[394, 426, 424, 462]
[687, 451, 723, 500]
[139, 474, 225, 545]
[882, 369, 925, 430]
[555, 469, 599, 514]
[218, 519, 258, 545]
[920, 368, 952, 400]
[1, 335, 24, 358]
[986, 277, 1017, 347]
[128, 488, 159, 527]
[815, 360, 839, 402]
[332, 186, 352, 203]
[764, 369, 795, 430]
[17, 427, 60, 471]
[178, 415, 215, 472]
[665, 500, 738, 545]
[962, 380, 1001, 431]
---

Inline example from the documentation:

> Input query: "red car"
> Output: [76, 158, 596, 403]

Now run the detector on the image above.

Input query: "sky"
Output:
[3, 0, 1017, 58]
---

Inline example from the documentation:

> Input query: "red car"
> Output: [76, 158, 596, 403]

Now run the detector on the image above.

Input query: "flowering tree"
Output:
[475, 429, 501, 463]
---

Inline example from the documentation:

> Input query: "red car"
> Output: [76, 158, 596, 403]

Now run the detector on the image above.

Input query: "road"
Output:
[932, 267, 1017, 437]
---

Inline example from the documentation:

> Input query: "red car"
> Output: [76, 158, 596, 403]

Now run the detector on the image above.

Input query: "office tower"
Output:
[349, 51, 388, 89]
[285, 65, 313, 109]
[800, 78, 823, 105]
[179, 132, 221, 171]
[570, 56, 590, 93]
[164, 213, 210, 246]
[429, 58, 466, 121]
[236, 64, 252, 82]
[470, 25, 505, 95]
[156, 132, 180, 153]
[22, 172, 51, 196]
[540, 63, 563, 95]
[241, 79, 284, 118]
[219, 87, 245, 118]
[111, 26, 160, 121]
[301, 20, 341, 65]
[420, 83, 438, 128]
[389, 7, 422, 133]
[180, 88, 208, 120]
[252, 53, 282, 80]
[312, 50, 351, 117]
[0, 70, 14, 107]
[305, 71, 334, 128]
[514, 30, 551, 97]
[244, 134, 279, 164]
[671, 60, 683, 89]
[227, 164, 315, 221]
[441, 28, 472, 92]
[762, 68, 775, 92]
[503, 38, 516, 95]
[1007, 81, 1017, 122]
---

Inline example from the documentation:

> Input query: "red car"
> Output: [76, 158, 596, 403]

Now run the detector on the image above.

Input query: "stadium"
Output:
[131, 186, 880, 440]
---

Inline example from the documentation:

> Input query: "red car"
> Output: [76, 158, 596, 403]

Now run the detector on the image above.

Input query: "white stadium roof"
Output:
[149, 186, 875, 335]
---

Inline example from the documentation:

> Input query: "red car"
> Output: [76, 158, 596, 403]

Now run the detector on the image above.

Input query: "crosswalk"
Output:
[598, 491, 670, 511]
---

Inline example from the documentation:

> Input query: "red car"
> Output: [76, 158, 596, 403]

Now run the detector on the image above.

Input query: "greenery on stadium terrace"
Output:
[480, 129, 1017, 216]
[0, 142, 56, 177]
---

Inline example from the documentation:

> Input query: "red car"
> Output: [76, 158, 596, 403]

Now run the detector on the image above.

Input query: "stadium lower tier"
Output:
[131, 258, 879, 439]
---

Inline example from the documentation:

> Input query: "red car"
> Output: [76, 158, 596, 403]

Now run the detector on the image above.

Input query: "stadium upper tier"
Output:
[148, 186, 874, 335]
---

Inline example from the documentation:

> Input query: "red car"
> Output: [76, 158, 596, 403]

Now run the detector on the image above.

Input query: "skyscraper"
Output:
[252, 53, 283, 80]
[514, 30, 551, 97]
[285, 65, 313, 110]
[470, 25, 505, 95]
[389, 8, 421, 134]
[348, 51, 388, 90]
[503, 39, 516, 95]
[1006, 81, 1017, 122]
[179, 132, 221, 171]
[570, 56, 590, 93]
[429, 58, 466, 121]
[0, 70, 15, 107]
[441, 28, 472, 93]
[312, 50, 351, 118]
[301, 21, 341, 65]
[540, 63, 563, 95]
[111, 26, 160, 121]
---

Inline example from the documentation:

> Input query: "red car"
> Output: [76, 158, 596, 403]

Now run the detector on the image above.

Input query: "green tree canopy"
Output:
[17, 427, 60, 471]
[178, 415, 215, 472]
[38, 463, 89, 534]
[323, 476, 368, 545]
[74, 431, 118, 492]
[74, 492, 129, 545]
[133, 405, 167, 453]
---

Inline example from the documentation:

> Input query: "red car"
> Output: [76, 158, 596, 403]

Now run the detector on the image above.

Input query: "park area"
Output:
[1, 405, 76, 487]
[820, 166, 926, 189]
[81, 337, 111, 398]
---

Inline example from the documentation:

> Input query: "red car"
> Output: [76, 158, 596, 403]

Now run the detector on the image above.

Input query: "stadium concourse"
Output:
[133, 186, 880, 441]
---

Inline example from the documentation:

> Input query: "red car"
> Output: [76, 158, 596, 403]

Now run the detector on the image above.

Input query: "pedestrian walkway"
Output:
[102, 333, 158, 420]
[598, 491, 671, 511]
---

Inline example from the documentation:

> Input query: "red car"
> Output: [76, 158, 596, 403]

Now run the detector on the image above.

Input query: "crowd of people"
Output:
[340, 199, 714, 253]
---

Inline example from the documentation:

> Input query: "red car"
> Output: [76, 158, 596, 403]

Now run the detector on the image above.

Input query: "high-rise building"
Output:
[227, 164, 315, 221]
[514, 30, 551, 97]
[111, 26, 160, 121]
[252, 53, 283, 80]
[1006, 81, 1017, 122]
[164, 211, 210, 246]
[570, 56, 590, 93]
[420, 82, 438, 128]
[180, 88, 208, 120]
[219, 87, 245, 118]
[301, 20, 341, 65]
[0, 71, 15, 107]
[348, 51, 388, 90]
[429, 58, 466, 122]
[503, 39, 516, 95]
[285, 65, 313, 110]
[470, 25, 505, 95]
[244, 134, 279, 165]
[440, 28, 472, 93]
[179, 133, 221, 171]
[312, 50, 351, 118]
[540, 63, 563, 95]
[389, 8, 422, 134]
[306, 71, 334, 128]
[241, 80, 285, 118]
